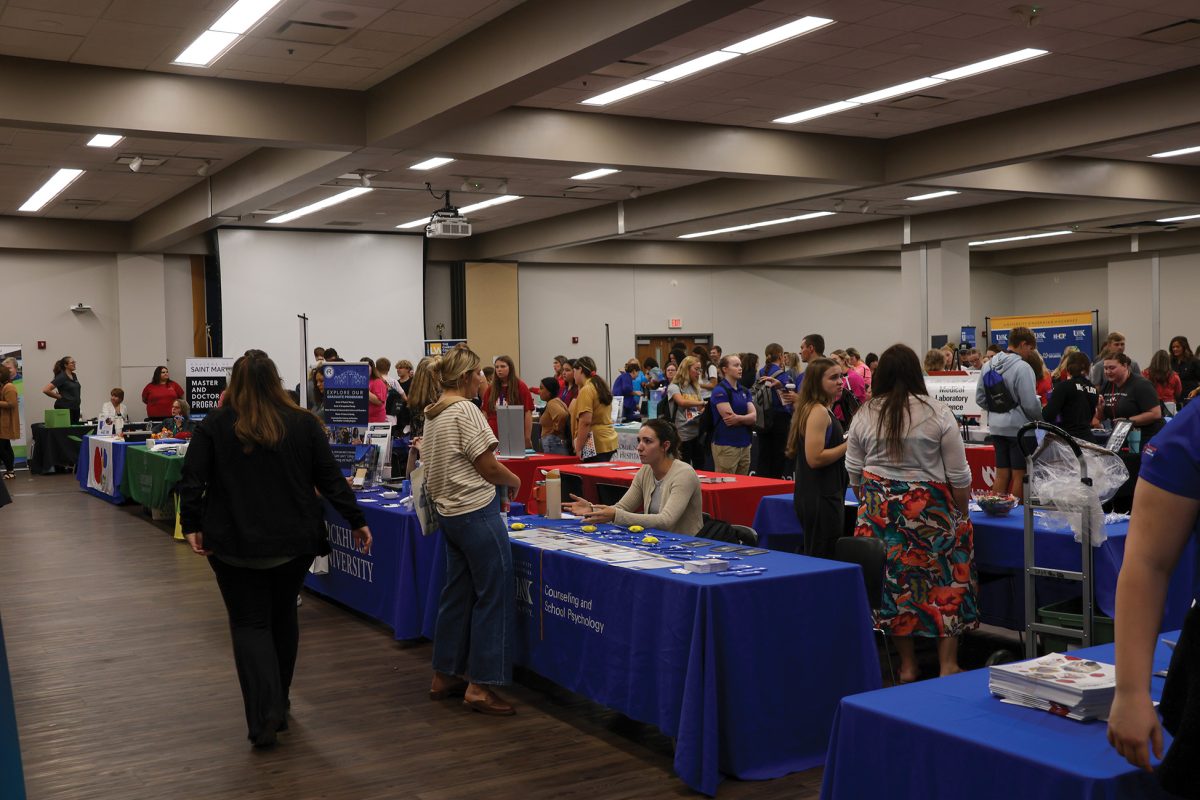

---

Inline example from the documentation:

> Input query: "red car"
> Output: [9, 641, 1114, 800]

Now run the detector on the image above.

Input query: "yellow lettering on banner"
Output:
[989, 311, 1094, 330]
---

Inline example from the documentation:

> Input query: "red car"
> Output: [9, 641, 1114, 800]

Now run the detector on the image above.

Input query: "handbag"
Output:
[580, 432, 597, 460]
[410, 461, 441, 535]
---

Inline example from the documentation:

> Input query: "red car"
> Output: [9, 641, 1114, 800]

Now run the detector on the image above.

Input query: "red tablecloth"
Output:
[496, 453, 579, 504]
[965, 444, 996, 491]
[555, 463, 793, 527]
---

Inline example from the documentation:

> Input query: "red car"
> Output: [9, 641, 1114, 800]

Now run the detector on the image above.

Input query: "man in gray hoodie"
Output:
[976, 326, 1044, 500]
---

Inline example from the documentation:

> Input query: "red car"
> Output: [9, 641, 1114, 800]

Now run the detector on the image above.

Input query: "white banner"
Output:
[924, 373, 982, 419]
[86, 436, 116, 494]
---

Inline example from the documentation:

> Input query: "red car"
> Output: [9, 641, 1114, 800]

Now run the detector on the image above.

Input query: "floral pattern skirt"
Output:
[855, 473, 979, 638]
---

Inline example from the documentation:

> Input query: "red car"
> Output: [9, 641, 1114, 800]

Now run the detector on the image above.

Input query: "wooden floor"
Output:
[0, 473, 824, 799]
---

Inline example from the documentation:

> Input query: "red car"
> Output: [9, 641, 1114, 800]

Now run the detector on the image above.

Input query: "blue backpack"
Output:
[981, 363, 1017, 413]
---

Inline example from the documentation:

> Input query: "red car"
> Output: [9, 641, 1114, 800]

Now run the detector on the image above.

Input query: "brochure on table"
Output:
[185, 357, 236, 419]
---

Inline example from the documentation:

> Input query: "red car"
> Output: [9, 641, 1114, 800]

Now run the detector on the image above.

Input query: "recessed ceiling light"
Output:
[409, 156, 455, 170]
[265, 187, 372, 224]
[459, 195, 522, 214]
[396, 217, 428, 229]
[87, 134, 123, 148]
[968, 230, 1072, 246]
[906, 190, 960, 201]
[173, 0, 282, 66]
[1156, 212, 1200, 222]
[1150, 145, 1200, 159]
[173, 30, 239, 66]
[581, 17, 833, 106]
[679, 211, 834, 239]
[19, 168, 84, 212]
[775, 48, 1049, 125]
[571, 168, 620, 181]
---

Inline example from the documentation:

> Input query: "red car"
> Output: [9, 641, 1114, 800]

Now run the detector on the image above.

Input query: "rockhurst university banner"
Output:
[987, 311, 1097, 371]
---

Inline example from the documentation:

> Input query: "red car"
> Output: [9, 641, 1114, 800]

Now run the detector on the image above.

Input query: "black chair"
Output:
[561, 473, 584, 503]
[730, 524, 758, 546]
[596, 483, 627, 506]
[834, 535, 895, 683]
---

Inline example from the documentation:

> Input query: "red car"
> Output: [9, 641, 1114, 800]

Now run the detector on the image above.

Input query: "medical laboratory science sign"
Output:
[322, 362, 369, 473]
[988, 311, 1096, 372]
[185, 358, 235, 417]
[924, 374, 983, 419]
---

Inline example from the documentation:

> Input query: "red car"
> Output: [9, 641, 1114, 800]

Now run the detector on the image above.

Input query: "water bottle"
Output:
[546, 469, 562, 519]
[1127, 427, 1141, 454]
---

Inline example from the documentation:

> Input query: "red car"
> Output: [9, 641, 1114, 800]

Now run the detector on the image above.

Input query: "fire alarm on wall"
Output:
[37, 341, 46, 350]
[571, 336, 579, 344]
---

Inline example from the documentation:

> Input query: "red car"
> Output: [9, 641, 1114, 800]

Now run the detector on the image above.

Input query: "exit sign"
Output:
[668, 318, 682, 329]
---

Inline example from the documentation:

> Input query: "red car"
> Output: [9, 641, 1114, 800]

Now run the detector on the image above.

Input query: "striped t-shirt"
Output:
[422, 400, 499, 517]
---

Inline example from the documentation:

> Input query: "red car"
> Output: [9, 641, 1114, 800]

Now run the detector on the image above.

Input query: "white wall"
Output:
[164, 255, 197, 391]
[969, 266, 1013, 335]
[424, 261, 453, 339]
[1158, 251, 1200, 354]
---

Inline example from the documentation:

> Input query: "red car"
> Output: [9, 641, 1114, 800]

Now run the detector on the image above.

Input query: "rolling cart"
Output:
[1017, 421, 1096, 658]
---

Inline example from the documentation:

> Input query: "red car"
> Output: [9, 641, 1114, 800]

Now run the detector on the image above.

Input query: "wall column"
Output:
[117, 253, 168, 419]
[900, 240, 971, 352]
[464, 261, 520, 372]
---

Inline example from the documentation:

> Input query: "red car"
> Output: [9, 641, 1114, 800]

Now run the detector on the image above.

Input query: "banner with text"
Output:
[185, 358, 235, 418]
[988, 311, 1096, 371]
[924, 374, 983, 419]
[0, 345, 26, 463]
[424, 339, 467, 357]
[322, 362, 369, 473]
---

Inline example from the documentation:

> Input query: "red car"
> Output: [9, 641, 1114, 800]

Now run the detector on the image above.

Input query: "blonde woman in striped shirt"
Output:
[422, 346, 522, 716]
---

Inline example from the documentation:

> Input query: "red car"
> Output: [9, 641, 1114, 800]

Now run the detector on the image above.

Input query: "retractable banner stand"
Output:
[987, 311, 1097, 371]
[321, 362, 370, 475]
[185, 358, 235, 419]
[0, 345, 26, 464]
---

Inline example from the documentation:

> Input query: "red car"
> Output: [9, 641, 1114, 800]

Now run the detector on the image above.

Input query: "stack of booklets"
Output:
[988, 653, 1116, 721]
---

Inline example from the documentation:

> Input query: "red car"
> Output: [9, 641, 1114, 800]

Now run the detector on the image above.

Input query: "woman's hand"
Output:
[562, 493, 593, 516]
[352, 526, 373, 554]
[1107, 689, 1163, 771]
[185, 532, 211, 556]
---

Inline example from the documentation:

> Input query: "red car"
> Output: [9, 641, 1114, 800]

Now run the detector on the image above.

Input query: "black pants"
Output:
[0, 439, 13, 472]
[582, 450, 616, 463]
[758, 410, 793, 479]
[680, 437, 706, 471]
[208, 555, 314, 741]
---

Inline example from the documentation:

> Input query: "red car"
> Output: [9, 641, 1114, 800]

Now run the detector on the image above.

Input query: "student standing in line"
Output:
[710, 354, 756, 475]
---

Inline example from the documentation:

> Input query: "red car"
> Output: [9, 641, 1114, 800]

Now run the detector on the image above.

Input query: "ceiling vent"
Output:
[887, 93, 950, 110]
[1137, 19, 1200, 44]
[593, 59, 654, 78]
[272, 20, 353, 45]
[563, 185, 606, 194]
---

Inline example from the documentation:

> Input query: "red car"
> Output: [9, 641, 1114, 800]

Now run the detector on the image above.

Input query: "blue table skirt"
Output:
[752, 493, 1199, 630]
[820, 637, 1178, 800]
[306, 489, 881, 795]
[74, 435, 138, 504]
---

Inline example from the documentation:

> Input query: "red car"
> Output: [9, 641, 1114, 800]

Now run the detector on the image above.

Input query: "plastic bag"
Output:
[1027, 432, 1129, 546]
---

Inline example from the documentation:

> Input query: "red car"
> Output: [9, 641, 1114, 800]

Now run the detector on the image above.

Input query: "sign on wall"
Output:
[185, 358, 235, 418]
[988, 311, 1097, 371]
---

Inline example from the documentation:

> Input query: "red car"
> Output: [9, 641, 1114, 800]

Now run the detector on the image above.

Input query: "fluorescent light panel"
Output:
[173, 0, 282, 66]
[1157, 213, 1200, 222]
[581, 17, 832, 106]
[679, 211, 834, 239]
[19, 168, 84, 212]
[87, 134, 123, 148]
[968, 230, 1072, 246]
[409, 156, 455, 170]
[906, 190, 959, 201]
[775, 48, 1049, 125]
[266, 187, 372, 224]
[1150, 145, 1200, 159]
[571, 167, 620, 180]
[396, 195, 524, 229]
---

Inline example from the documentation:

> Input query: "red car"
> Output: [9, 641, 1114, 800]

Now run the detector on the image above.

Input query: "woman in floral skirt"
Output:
[846, 343, 978, 682]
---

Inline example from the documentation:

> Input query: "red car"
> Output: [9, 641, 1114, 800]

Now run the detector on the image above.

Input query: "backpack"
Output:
[698, 517, 740, 543]
[834, 385, 861, 423]
[656, 389, 675, 421]
[751, 377, 775, 433]
[385, 386, 404, 417]
[981, 362, 1017, 413]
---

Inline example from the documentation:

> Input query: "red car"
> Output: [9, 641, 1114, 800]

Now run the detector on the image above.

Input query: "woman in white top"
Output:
[100, 387, 129, 422]
[422, 347, 521, 716]
[846, 343, 977, 683]
[563, 419, 703, 535]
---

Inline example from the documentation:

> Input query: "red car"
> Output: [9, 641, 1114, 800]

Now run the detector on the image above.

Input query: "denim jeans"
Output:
[540, 434, 569, 455]
[432, 493, 514, 685]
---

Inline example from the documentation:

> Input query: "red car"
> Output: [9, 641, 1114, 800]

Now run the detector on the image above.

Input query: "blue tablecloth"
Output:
[74, 435, 140, 504]
[306, 488, 881, 796]
[820, 637, 1179, 800]
[752, 493, 1199, 630]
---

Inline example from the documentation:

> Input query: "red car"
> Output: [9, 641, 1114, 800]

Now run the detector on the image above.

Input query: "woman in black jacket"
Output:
[179, 350, 371, 748]
[1170, 336, 1200, 404]
[1042, 351, 1099, 440]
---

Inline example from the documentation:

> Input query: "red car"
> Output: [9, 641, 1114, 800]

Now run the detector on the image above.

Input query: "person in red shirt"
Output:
[1143, 349, 1183, 407]
[362, 357, 388, 424]
[1025, 351, 1053, 406]
[481, 355, 534, 448]
[142, 365, 184, 420]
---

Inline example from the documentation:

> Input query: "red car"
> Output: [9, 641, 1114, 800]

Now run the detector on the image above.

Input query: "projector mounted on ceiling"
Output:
[423, 187, 472, 238]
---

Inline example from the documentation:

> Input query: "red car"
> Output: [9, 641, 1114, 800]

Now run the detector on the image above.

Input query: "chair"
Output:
[730, 524, 758, 546]
[596, 483, 627, 506]
[834, 535, 895, 683]
[561, 473, 584, 503]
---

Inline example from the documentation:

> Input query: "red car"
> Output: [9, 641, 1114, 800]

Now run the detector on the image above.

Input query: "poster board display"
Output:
[321, 362, 369, 475]
[185, 358, 236, 418]
[987, 311, 1097, 371]
[924, 374, 983, 419]
[0, 345, 25, 463]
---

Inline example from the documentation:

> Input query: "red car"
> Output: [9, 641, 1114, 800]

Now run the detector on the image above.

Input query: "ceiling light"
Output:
[410, 156, 454, 170]
[773, 101, 859, 125]
[265, 187, 373, 224]
[776, 48, 1050, 125]
[396, 217, 428, 229]
[210, 0, 283, 35]
[679, 211, 834, 239]
[648, 51, 739, 82]
[968, 230, 1073, 246]
[128, 156, 143, 173]
[906, 190, 960, 201]
[1156, 212, 1200, 222]
[173, 29, 239, 67]
[19, 168, 84, 212]
[847, 77, 946, 106]
[582, 79, 663, 106]
[459, 195, 522, 214]
[87, 134, 123, 148]
[1150, 145, 1200, 159]
[572, 168, 620, 181]
[724, 17, 834, 54]
[931, 48, 1049, 81]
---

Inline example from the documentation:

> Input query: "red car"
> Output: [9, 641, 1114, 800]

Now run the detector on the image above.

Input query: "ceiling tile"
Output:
[343, 28, 424, 53]
[371, 10, 459, 36]
[396, 0, 497, 19]
[290, 0, 389, 29]
[0, 6, 98, 36]
[218, 53, 308, 76]
[920, 13, 1012, 39]
[8, 0, 111, 16]
[859, 3, 959, 32]
[1082, 10, 1189, 37]
[241, 37, 333, 61]
[319, 44, 405, 68]
[103, 0, 219, 30]
[287, 61, 377, 86]
[0, 24, 82, 60]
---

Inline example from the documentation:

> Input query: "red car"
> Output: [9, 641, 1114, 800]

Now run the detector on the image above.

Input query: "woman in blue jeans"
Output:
[421, 346, 522, 715]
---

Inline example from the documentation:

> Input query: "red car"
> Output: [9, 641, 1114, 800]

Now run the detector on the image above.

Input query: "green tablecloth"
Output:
[120, 446, 185, 512]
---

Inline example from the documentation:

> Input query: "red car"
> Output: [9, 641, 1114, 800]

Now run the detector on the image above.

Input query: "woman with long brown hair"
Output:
[785, 358, 848, 558]
[178, 350, 371, 747]
[846, 344, 976, 682]
[1169, 335, 1200, 402]
[482, 354, 534, 448]
[571, 356, 618, 462]
[1143, 349, 1182, 406]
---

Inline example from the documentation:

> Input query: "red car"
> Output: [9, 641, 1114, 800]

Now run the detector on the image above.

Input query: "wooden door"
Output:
[634, 334, 712, 369]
